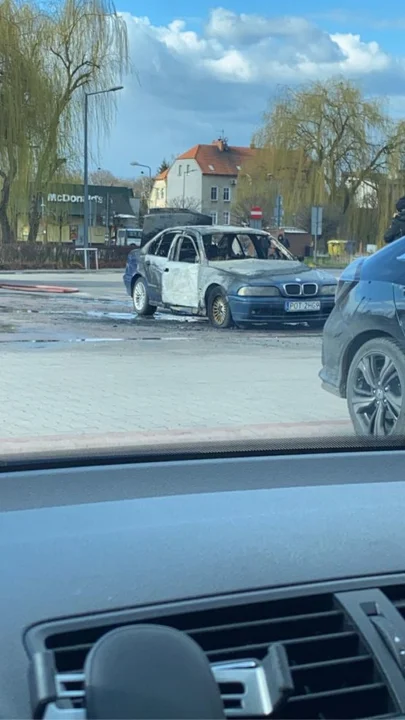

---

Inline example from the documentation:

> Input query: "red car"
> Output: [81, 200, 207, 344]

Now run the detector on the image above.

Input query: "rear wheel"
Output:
[132, 277, 156, 316]
[347, 337, 405, 437]
[207, 288, 233, 329]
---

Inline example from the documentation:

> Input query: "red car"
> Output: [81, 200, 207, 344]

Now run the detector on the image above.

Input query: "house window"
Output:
[211, 186, 218, 201]
[223, 211, 230, 225]
[210, 211, 218, 224]
[223, 187, 231, 202]
[160, 188, 165, 199]
[186, 164, 190, 173]
[178, 165, 182, 176]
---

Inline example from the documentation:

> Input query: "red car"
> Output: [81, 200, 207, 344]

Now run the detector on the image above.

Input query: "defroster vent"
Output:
[33, 592, 398, 720]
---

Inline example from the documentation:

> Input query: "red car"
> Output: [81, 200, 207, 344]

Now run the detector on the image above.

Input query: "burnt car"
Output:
[123, 225, 338, 328]
[320, 236, 405, 437]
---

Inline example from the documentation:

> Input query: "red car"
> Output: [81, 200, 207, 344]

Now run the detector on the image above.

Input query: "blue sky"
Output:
[95, 1, 405, 178]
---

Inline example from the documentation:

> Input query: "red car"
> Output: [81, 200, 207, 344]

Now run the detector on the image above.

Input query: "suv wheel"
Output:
[347, 337, 405, 437]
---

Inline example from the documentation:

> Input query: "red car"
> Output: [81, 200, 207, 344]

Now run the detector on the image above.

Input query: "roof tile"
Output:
[177, 142, 256, 176]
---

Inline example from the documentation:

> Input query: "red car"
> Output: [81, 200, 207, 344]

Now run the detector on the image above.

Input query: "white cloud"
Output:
[97, 7, 405, 176]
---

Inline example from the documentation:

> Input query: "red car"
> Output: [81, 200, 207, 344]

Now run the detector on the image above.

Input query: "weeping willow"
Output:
[27, 0, 130, 242]
[242, 79, 405, 248]
[0, 0, 51, 242]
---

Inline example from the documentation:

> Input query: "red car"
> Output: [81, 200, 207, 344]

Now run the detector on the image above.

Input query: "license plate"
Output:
[285, 300, 321, 312]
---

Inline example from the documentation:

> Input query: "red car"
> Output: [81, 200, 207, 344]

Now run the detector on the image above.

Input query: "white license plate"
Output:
[285, 300, 321, 312]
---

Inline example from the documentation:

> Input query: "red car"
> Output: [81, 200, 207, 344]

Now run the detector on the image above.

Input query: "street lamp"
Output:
[130, 161, 152, 178]
[83, 85, 123, 269]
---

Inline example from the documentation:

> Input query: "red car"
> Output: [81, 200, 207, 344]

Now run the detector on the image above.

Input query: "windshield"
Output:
[0, 1, 400, 464]
[203, 232, 293, 261]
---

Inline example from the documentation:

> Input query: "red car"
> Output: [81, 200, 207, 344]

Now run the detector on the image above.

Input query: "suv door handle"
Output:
[145, 260, 150, 266]
[164, 268, 169, 272]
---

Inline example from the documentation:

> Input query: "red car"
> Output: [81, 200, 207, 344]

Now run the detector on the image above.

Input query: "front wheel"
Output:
[132, 277, 156, 316]
[346, 337, 405, 437]
[207, 288, 233, 329]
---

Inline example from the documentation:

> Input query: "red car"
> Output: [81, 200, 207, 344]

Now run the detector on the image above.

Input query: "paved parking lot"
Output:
[0, 270, 350, 454]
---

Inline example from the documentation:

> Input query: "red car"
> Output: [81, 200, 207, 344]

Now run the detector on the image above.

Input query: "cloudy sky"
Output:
[95, 0, 405, 178]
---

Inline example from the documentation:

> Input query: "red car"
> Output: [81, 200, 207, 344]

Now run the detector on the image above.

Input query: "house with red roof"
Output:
[149, 168, 168, 209]
[149, 137, 256, 225]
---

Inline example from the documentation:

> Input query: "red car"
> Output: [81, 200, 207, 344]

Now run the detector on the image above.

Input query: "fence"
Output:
[0, 243, 130, 270]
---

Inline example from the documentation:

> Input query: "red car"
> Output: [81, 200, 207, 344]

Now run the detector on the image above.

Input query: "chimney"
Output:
[212, 137, 228, 152]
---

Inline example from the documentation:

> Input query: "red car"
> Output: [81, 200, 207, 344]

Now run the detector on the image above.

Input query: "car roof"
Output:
[161, 225, 270, 235]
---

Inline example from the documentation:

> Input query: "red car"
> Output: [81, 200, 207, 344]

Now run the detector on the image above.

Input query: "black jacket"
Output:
[384, 210, 405, 243]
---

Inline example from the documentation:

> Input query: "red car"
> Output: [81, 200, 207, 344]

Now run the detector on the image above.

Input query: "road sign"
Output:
[311, 206, 323, 236]
[250, 206, 263, 220]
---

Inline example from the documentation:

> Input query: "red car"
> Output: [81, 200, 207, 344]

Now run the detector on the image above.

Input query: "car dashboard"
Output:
[2, 448, 405, 719]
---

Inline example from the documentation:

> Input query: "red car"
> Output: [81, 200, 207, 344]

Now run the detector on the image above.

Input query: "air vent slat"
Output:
[37, 591, 398, 719]
[185, 608, 343, 635]
[278, 684, 391, 720]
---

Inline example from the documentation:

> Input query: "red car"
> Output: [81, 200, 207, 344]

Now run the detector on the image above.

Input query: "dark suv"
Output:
[320, 237, 405, 437]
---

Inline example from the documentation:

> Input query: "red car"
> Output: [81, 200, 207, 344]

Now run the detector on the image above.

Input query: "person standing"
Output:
[278, 231, 290, 249]
[384, 197, 405, 244]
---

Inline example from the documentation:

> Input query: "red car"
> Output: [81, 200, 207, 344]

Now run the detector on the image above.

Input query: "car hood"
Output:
[207, 259, 336, 283]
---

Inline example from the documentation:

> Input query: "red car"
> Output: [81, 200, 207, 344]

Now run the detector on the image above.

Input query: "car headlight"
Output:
[237, 286, 280, 297]
[320, 284, 337, 296]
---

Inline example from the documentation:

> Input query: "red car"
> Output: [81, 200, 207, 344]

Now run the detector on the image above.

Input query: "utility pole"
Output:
[83, 85, 123, 269]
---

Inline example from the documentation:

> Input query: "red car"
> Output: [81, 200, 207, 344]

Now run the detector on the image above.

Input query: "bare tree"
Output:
[169, 196, 201, 212]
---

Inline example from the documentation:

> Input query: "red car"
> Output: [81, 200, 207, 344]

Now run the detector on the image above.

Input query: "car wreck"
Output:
[123, 225, 338, 328]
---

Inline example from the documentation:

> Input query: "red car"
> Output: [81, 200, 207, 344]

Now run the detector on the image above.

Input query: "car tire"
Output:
[346, 337, 405, 438]
[207, 287, 233, 329]
[132, 277, 156, 316]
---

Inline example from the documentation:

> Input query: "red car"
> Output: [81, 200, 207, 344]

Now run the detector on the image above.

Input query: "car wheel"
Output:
[132, 277, 156, 316]
[207, 288, 233, 329]
[347, 337, 405, 437]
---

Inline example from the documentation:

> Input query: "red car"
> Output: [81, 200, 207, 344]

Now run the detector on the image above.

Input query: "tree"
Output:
[232, 148, 309, 228]
[168, 196, 201, 212]
[157, 158, 169, 175]
[254, 79, 405, 243]
[0, 0, 52, 242]
[89, 169, 119, 186]
[27, 0, 130, 242]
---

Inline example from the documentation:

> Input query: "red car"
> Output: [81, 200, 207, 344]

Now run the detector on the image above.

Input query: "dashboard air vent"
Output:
[39, 592, 397, 719]
[383, 585, 405, 620]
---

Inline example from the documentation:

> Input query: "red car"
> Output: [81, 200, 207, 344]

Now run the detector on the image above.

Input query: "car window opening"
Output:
[203, 233, 290, 261]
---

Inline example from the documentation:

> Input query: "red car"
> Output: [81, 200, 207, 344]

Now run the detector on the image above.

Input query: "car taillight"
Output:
[335, 279, 358, 303]
[335, 257, 365, 303]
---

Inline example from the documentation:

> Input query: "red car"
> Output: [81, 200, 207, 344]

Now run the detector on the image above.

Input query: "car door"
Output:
[161, 233, 201, 309]
[144, 231, 180, 302]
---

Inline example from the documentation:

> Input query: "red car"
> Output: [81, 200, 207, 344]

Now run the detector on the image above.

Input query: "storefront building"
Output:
[19, 183, 140, 244]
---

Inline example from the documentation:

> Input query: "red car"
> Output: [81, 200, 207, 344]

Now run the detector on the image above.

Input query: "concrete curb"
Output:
[0, 419, 352, 456]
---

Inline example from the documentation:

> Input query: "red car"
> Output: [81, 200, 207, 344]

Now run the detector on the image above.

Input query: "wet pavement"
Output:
[0, 271, 327, 347]
[0, 270, 350, 450]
